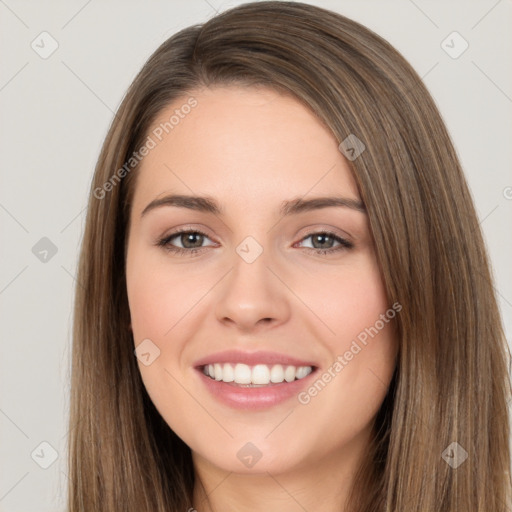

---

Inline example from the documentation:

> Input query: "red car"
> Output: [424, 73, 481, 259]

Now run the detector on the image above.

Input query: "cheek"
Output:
[302, 257, 398, 406]
[126, 248, 198, 425]
[126, 246, 195, 339]
[127, 278, 176, 338]
[300, 255, 391, 348]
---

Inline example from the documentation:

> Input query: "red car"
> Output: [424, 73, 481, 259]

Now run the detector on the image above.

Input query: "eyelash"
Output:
[156, 228, 354, 257]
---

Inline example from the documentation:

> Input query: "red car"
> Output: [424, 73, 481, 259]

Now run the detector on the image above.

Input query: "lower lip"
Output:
[195, 368, 318, 410]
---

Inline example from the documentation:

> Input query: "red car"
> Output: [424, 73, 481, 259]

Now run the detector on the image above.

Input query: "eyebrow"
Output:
[140, 194, 366, 218]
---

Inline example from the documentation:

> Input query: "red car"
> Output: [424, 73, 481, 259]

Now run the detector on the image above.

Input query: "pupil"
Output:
[183, 233, 203, 248]
[314, 234, 331, 249]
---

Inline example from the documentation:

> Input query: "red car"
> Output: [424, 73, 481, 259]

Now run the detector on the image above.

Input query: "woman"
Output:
[68, 2, 512, 511]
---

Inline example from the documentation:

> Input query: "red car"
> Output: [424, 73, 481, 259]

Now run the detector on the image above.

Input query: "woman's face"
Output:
[126, 85, 398, 476]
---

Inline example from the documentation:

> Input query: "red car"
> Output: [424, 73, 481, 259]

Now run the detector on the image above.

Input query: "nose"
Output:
[214, 246, 291, 333]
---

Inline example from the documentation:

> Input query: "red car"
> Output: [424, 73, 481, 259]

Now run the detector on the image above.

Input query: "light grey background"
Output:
[1, 1, 511, 510]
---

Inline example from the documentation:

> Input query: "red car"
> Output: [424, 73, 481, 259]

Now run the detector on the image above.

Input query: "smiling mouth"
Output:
[201, 362, 316, 386]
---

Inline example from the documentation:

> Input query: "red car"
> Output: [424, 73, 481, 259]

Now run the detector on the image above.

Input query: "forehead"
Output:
[131, 85, 360, 214]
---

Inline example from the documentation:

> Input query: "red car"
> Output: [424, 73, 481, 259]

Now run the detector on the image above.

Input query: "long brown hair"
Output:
[67, 2, 512, 510]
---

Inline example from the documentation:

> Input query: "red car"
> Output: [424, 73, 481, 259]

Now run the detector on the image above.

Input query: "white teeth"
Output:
[270, 364, 284, 383]
[214, 363, 223, 381]
[234, 363, 252, 384]
[202, 363, 314, 385]
[296, 366, 312, 379]
[284, 365, 296, 382]
[251, 364, 270, 385]
[222, 363, 234, 382]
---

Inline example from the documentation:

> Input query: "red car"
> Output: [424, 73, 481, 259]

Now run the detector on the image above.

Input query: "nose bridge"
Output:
[214, 234, 289, 329]
[228, 235, 274, 304]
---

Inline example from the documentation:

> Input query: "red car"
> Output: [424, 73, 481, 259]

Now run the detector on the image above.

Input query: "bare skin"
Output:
[125, 85, 398, 512]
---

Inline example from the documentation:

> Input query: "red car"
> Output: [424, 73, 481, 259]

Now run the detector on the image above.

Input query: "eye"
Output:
[295, 231, 354, 255]
[156, 228, 216, 256]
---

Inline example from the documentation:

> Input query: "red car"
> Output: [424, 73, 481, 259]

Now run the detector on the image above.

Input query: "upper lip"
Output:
[193, 350, 318, 369]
